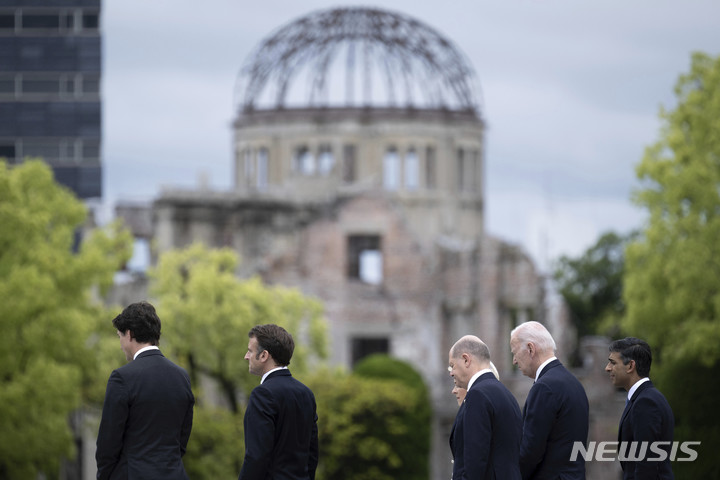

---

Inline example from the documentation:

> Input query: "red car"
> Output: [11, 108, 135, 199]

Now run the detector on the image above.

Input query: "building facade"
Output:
[0, 0, 102, 199]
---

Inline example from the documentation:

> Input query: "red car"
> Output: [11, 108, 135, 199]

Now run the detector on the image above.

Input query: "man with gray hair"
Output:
[510, 321, 589, 480]
[448, 335, 522, 479]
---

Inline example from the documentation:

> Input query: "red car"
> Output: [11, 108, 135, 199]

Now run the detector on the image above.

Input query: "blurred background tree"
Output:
[554, 230, 636, 339]
[307, 360, 431, 480]
[623, 51, 720, 479]
[353, 354, 431, 480]
[0, 160, 132, 479]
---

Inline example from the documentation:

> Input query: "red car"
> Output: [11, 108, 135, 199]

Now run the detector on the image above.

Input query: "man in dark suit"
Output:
[239, 324, 318, 480]
[448, 335, 522, 480]
[606, 337, 674, 479]
[96, 301, 194, 480]
[510, 321, 589, 480]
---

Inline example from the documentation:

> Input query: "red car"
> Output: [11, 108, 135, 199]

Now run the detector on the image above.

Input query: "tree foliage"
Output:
[353, 354, 431, 480]
[625, 52, 720, 366]
[306, 368, 424, 480]
[553, 231, 636, 338]
[624, 52, 720, 479]
[0, 160, 132, 479]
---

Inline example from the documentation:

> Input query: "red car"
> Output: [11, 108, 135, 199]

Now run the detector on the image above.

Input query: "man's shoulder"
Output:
[539, 361, 583, 387]
[115, 350, 187, 377]
[469, 375, 513, 402]
[260, 371, 314, 393]
[634, 382, 671, 408]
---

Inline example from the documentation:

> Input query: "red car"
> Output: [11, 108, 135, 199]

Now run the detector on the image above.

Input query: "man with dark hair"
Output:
[448, 335, 522, 480]
[239, 324, 318, 480]
[96, 301, 194, 480]
[606, 337, 674, 479]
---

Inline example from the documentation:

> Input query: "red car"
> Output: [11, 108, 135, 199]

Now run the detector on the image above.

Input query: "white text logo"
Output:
[570, 441, 700, 462]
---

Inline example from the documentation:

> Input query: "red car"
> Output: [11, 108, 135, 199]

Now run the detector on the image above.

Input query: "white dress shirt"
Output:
[628, 377, 650, 401]
[133, 345, 159, 360]
[467, 368, 495, 391]
[261, 366, 288, 384]
[535, 356, 557, 382]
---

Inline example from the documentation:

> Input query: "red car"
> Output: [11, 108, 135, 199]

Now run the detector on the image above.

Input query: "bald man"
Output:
[510, 321, 589, 480]
[448, 335, 522, 480]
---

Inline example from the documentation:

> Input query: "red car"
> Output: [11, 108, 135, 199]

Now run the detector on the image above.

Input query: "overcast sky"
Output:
[102, 0, 720, 271]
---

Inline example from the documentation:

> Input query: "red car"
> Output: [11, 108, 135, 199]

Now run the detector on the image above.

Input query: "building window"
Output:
[425, 146, 436, 189]
[470, 149, 480, 192]
[82, 12, 99, 30]
[404, 148, 419, 190]
[383, 147, 399, 190]
[243, 148, 254, 180]
[22, 77, 57, 94]
[294, 146, 315, 175]
[347, 235, 382, 284]
[0, 143, 16, 162]
[257, 148, 268, 189]
[0, 13, 15, 30]
[2, 73, 99, 99]
[61, 11, 75, 30]
[342, 144, 356, 183]
[318, 144, 334, 175]
[351, 337, 390, 366]
[456, 148, 465, 191]
[81, 75, 100, 95]
[82, 139, 100, 161]
[23, 139, 60, 160]
[22, 14, 60, 30]
[0, 75, 14, 95]
[1, 9, 99, 33]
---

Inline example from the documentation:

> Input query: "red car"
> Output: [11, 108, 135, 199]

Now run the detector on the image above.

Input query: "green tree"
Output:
[306, 368, 422, 480]
[553, 230, 636, 338]
[0, 160, 132, 479]
[353, 354, 431, 480]
[149, 243, 328, 478]
[624, 52, 720, 478]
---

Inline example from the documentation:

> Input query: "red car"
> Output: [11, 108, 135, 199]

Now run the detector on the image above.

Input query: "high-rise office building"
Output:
[0, 0, 102, 199]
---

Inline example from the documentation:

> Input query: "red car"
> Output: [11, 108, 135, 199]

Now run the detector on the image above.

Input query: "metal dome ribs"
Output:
[237, 7, 480, 113]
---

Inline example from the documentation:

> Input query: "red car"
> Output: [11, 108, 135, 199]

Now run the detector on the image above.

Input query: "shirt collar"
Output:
[133, 345, 159, 360]
[467, 368, 494, 390]
[628, 377, 650, 401]
[535, 356, 557, 382]
[261, 366, 288, 384]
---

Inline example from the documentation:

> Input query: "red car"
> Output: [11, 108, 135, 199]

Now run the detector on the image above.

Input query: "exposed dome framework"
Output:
[237, 7, 481, 113]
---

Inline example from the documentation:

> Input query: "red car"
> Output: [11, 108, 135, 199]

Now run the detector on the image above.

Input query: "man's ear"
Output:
[462, 352, 471, 366]
[126, 330, 134, 341]
[626, 359, 636, 374]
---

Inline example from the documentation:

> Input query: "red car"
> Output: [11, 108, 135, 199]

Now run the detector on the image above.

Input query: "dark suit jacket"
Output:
[451, 372, 522, 480]
[449, 401, 465, 466]
[239, 369, 319, 480]
[520, 359, 589, 480]
[96, 349, 194, 480]
[618, 380, 674, 480]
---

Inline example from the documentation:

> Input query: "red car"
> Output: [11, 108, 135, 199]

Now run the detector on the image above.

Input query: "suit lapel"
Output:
[619, 380, 653, 435]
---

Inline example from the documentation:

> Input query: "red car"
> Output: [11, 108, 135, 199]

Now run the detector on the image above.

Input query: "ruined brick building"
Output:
[116, 7, 621, 479]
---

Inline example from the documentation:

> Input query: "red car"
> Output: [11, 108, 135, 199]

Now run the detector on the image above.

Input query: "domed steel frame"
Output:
[236, 7, 481, 113]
